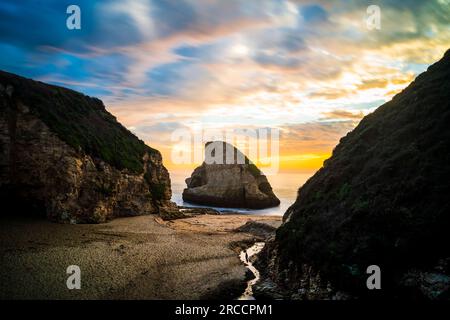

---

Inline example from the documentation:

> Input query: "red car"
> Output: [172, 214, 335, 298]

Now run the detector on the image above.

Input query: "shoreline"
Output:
[0, 213, 281, 299]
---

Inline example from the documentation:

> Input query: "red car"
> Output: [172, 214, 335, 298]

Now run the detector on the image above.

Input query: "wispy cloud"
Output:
[0, 0, 449, 171]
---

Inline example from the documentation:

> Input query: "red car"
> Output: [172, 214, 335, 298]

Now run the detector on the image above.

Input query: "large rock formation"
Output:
[183, 141, 280, 209]
[259, 50, 450, 299]
[0, 70, 175, 223]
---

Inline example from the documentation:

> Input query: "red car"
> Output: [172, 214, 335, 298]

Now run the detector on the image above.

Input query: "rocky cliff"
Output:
[258, 50, 450, 299]
[183, 141, 280, 209]
[0, 70, 175, 223]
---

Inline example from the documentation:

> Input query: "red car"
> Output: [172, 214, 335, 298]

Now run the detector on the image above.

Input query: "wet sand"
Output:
[0, 214, 281, 299]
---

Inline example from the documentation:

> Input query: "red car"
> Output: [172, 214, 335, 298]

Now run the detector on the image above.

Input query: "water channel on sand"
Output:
[238, 242, 265, 300]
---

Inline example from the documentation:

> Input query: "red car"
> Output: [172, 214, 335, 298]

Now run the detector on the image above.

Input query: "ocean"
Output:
[169, 169, 315, 216]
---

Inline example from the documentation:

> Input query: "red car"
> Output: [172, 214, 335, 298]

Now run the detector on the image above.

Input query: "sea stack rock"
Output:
[182, 141, 280, 209]
[0, 70, 176, 223]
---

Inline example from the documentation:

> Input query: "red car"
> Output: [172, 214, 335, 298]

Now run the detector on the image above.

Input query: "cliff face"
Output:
[260, 50, 450, 299]
[183, 141, 280, 209]
[0, 70, 174, 223]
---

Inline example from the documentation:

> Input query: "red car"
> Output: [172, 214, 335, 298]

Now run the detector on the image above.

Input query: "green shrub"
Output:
[337, 183, 351, 200]
[352, 198, 369, 211]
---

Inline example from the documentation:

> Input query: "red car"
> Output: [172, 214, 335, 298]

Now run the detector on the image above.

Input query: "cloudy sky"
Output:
[1, 0, 449, 172]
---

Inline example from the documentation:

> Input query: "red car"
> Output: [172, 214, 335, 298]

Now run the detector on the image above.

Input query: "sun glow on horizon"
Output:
[2, 0, 448, 176]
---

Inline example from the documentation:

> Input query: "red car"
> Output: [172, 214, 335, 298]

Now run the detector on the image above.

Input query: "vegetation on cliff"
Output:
[0, 70, 157, 174]
[0, 70, 173, 223]
[272, 50, 450, 298]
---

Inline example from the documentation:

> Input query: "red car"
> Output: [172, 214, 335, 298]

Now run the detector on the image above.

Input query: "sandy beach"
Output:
[0, 214, 281, 299]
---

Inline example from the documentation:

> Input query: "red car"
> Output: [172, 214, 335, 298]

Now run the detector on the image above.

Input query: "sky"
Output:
[1, 0, 449, 173]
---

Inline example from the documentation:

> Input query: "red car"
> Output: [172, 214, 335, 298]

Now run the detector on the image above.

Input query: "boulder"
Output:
[182, 141, 280, 209]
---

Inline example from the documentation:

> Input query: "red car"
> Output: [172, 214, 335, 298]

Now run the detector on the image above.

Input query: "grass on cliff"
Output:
[1, 70, 157, 174]
[275, 50, 450, 297]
